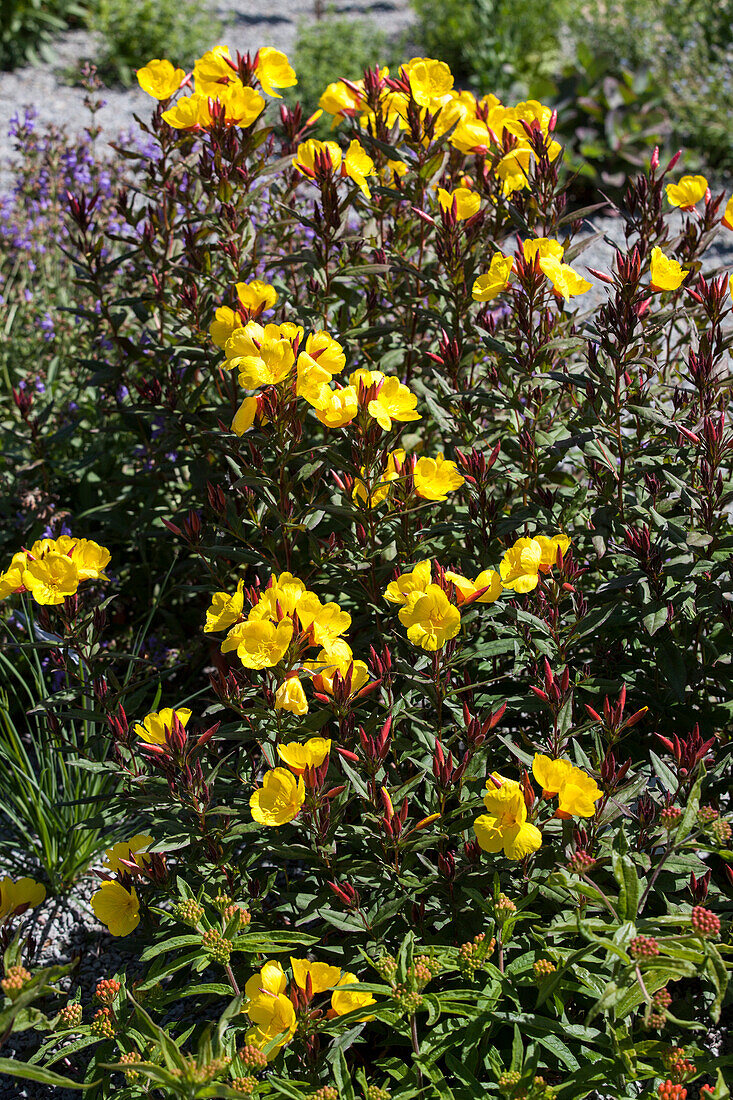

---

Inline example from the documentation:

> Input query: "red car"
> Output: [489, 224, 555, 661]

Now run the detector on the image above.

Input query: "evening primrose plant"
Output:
[0, 37, 731, 1100]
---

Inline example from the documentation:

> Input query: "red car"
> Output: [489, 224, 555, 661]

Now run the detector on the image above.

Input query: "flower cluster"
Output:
[205, 570, 371, 715]
[250, 736, 331, 825]
[0, 536, 110, 605]
[383, 533, 570, 650]
[243, 958, 374, 1058]
[137, 46, 296, 130]
[219, 315, 421, 437]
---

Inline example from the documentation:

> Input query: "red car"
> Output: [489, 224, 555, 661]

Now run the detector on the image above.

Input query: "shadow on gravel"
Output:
[227, 12, 292, 26]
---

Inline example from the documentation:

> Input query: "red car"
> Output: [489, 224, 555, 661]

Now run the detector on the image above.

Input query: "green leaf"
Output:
[674, 772, 703, 845]
[612, 852, 641, 920]
[331, 1048, 357, 1099]
[704, 942, 729, 1023]
[0, 1058, 95, 1089]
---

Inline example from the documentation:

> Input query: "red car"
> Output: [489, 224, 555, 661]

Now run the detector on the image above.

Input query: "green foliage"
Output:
[0, 41, 732, 1100]
[566, 0, 733, 172]
[0, 606, 118, 892]
[90, 0, 220, 86]
[411, 0, 572, 99]
[0, 0, 87, 70]
[554, 48, 673, 197]
[289, 13, 395, 116]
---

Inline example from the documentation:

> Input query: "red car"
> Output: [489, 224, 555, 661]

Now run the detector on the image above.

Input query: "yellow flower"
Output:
[250, 768, 305, 825]
[350, 367, 385, 392]
[496, 145, 532, 195]
[535, 533, 571, 571]
[221, 618, 294, 669]
[382, 157, 409, 184]
[0, 876, 46, 922]
[248, 573, 307, 622]
[193, 45, 236, 96]
[245, 960, 287, 1001]
[134, 707, 192, 746]
[246, 996, 296, 1059]
[210, 306, 240, 350]
[437, 186, 480, 220]
[319, 80, 364, 121]
[0, 551, 30, 599]
[523, 237, 564, 264]
[368, 376, 421, 431]
[343, 139, 375, 198]
[296, 594, 352, 648]
[723, 195, 733, 230]
[301, 330, 346, 375]
[450, 114, 493, 155]
[473, 773, 542, 859]
[313, 386, 359, 428]
[650, 247, 688, 292]
[666, 174, 708, 209]
[236, 279, 278, 314]
[539, 256, 592, 300]
[308, 642, 370, 696]
[413, 454, 465, 501]
[204, 580, 245, 633]
[556, 772, 602, 818]
[532, 753, 574, 797]
[404, 57, 454, 108]
[274, 677, 308, 715]
[22, 552, 79, 605]
[91, 881, 140, 937]
[136, 59, 185, 100]
[290, 957, 341, 993]
[384, 559, 432, 605]
[331, 972, 376, 1017]
[532, 754, 602, 817]
[297, 330, 346, 405]
[398, 584, 461, 651]
[218, 84, 266, 128]
[244, 961, 296, 1058]
[104, 834, 154, 874]
[55, 536, 110, 580]
[499, 538, 542, 593]
[297, 358, 332, 407]
[232, 395, 262, 435]
[255, 47, 297, 98]
[293, 139, 343, 178]
[353, 449, 406, 507]
[225, 322, 296, 388]
[472, 252, 513, 302]
[277, 737, 331, 774]
[444, 568, 502, 605]
[161, 93, 212, 130]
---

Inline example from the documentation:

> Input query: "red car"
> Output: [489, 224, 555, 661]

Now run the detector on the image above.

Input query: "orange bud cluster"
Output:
[232, 1078, 257, 1095]
[663, 1048, 695, 1083]
[238, 1044, 268, 1070]
[660, 806, 682, 829]
[91, 1007, 115, 1039]
[567, 849, 595, 874]
[95, 977, 121, 1004]
[119, 1052, 142, 1080]
[691, 906, 720, 937]
[658, 1081, 687, 1100]
[201, 928, 233, 962]
[533, 958, 556, 981]
[58, 1001, 83, 1028]
[629, 935, 659, 959]
[1, 965, 31, 999]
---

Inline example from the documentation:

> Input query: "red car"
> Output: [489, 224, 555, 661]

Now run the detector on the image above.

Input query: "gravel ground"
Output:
[3, 879, 133, 1099]
[0, 0, 415, 165]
